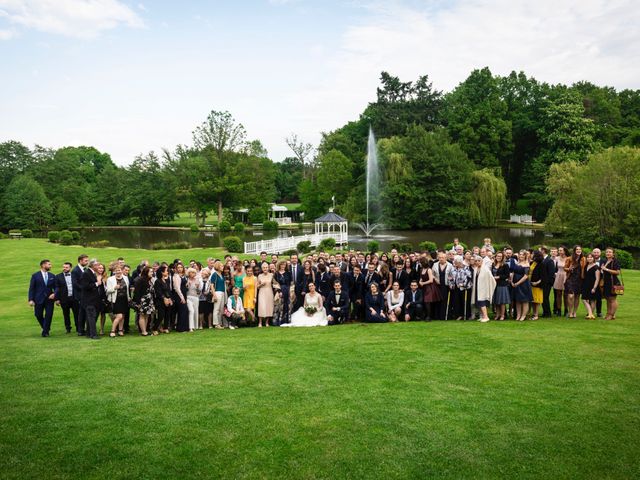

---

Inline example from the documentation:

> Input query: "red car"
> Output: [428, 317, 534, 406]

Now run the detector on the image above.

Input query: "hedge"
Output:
[418, 240, 437, 252]
[223, 236, 243, 253]
[262, 220, 278, 231]
[297, 240, 311, 254]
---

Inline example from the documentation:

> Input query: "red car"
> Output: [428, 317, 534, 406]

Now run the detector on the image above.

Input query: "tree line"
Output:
[1, 67, 639, 247]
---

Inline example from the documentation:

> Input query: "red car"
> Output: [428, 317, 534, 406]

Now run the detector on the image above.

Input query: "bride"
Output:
[281, 282, 328, 327]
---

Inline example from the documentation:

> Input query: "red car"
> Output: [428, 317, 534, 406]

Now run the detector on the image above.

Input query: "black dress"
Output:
[112, 277, 129, 315]
[602, 258, 621, 298]
[581, 265, 601, 301]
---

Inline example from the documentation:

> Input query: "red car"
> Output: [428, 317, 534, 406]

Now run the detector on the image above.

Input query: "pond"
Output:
[79, 226, 550, 252]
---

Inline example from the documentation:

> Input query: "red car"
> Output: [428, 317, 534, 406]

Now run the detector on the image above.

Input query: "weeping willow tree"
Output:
[469, 169, 508, 226]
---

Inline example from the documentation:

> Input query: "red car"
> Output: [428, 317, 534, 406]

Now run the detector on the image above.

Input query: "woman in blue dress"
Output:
[364, 283, 387, 323]
[511, 250, 533, 321]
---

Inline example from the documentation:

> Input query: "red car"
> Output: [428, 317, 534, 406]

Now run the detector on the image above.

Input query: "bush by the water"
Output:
[190, 224, 200, 232]
[615, 248, 634, 269]
[418, 240, 437, 252]
[248, 207, 267, 224]
[151, 241, 191, 250]
[71, 231, 80, 242]
[86, 240, 110, 248]
[297, 240, 311, 254]
[20, 229, 33, 238]
[389, 242, 414, 253]
[234, 222, 245, 232]
[319, 237, 337, 251]
[59, 230, 74, 245]
[263, 220, 278, 231]
[219, 220, 232, 232]
[48, 231, 60, 243]
[367, 240, 380, 253]
[223, 236, 243, 253]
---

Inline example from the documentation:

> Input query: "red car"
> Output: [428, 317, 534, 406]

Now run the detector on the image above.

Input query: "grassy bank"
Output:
[1, 240, 639, 479]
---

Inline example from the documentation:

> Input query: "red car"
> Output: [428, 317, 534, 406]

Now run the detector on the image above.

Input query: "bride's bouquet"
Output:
[304, 305, 318, 315]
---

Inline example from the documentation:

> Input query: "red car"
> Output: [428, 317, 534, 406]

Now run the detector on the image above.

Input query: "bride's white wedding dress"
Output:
[281, 292, 328, 327]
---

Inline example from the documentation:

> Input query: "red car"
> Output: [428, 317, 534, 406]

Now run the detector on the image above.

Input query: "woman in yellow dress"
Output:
[242, 267, 257, 325]
[529, 250, 544, 320]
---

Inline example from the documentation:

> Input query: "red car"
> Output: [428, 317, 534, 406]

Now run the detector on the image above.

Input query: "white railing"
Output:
[509, 214, 534, 224]
[244, 231, 348, 255]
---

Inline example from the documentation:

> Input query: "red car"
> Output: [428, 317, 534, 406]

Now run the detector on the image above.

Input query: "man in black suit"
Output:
[404, 280, 424, 321]
[348, 265, 365, 321]
[80, 259, 103, 340]
[363, 263, 381, 291]
[28, 259, 56, 337]
[329, 264, 350, 298]
[54, 262, 77, 333]
[290, 253, 304, 311]
[71, 254, 89, 335]
[325, 280, 349, 325]
[539, 246, 557, 318]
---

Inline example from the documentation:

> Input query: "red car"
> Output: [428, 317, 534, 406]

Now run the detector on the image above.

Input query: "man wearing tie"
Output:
[72, 254, 89, 336]
[54, 262, 77, 333]
[28, 259, 56, 337]
[539, 246, 557, 318]
[348, 265, 365, 321]
[290, 253, 304, 310]
[80, 259, 103, 340]
[364, 263, 381, 290]
[325, 280, 349, 325]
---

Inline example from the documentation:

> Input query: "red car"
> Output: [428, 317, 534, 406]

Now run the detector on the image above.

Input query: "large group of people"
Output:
[27, 238, 624, 338]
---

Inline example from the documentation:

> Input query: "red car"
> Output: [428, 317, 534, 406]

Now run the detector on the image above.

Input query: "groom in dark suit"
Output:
[404, 280, 424, 321]
[28, 259, 56, 337]
[325, 280, 349, 325]
[290, 253, 305, 311]
[72, 254, 89, 335]
[539, 246, 557, 318]
[54, 262, 77, 333]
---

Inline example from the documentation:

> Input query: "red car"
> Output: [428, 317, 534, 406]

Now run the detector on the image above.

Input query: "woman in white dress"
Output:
[282, 282, 327, 327]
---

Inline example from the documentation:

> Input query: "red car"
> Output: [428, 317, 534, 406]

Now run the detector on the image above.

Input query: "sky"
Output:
[1, 0, 639, 165]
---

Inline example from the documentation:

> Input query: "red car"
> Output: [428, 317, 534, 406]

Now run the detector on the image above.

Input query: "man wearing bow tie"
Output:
[28, 259, 56, 337]
[55, 262, 77, 333]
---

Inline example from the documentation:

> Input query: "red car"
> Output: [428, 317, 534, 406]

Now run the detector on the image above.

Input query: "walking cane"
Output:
[463, 289, 467, 320]
[445, 289, 451, 321]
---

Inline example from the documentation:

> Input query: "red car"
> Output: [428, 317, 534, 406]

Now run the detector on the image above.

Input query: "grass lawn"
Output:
[1, 240, 639, 479]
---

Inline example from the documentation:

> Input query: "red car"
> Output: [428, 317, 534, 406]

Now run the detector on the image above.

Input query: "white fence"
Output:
[244, 231, 348, 255]
[274, 217, 292, 225]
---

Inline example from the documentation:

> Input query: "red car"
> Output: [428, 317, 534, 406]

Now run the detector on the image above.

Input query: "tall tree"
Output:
[2, 175, 52, 229]
[285, 133, 315, 179]
[192, 110, 247, 156]
[444, 67, 513, 170]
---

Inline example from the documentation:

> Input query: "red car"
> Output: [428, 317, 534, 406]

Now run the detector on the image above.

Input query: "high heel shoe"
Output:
[109, 332, 116, 338]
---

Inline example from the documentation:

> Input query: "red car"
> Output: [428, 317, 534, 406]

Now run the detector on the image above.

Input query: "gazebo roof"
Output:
[314, 212, 347, 223]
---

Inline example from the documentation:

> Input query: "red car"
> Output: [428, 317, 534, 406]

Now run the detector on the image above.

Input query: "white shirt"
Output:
[227, 295, 244, 314]
[64, 272, 73, 296]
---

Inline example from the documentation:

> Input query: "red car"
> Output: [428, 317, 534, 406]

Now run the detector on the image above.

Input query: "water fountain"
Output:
[356, 126, 382, 237]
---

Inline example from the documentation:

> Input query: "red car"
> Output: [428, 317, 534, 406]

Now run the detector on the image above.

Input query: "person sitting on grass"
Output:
[225, 287, 244, 330]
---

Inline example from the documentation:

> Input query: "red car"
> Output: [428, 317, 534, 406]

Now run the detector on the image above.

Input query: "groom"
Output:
[325, 280, 349, 325]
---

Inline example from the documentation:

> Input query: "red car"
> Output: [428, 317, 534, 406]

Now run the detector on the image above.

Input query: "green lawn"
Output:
[1, 240, 639, 479]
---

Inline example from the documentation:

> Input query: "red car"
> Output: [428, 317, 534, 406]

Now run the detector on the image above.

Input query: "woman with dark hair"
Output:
[511, 250, 533, 321]
[492, 251, 511, 320]
[105, 264, 130, 337]
[346, 256, 359, 274]
[379, 262, 393, 294]
[133, 266, 155, 336]
[529, 250, 544, 320]
[172, 262, 189, 332]
[316, 262, 331, 299]
[364, 283, 387, 323]
[385, 281, 404, 322]
[301, 260, 316, 297]
[154, 265, 173, 333]
[274, 260, 292, 326]
[581, 253, 601, 319]
[397, 258, 417, 291]
[564, 245, 585, 318]
[553, 246, 569, 316]
[601, 248, 622, 320]
[419, 257, 441, 320]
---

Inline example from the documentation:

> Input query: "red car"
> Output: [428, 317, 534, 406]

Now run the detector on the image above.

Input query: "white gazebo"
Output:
[314, 211, 348, 243]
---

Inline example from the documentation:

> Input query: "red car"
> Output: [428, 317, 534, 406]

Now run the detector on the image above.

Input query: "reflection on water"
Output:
[80, 226, 549, 252]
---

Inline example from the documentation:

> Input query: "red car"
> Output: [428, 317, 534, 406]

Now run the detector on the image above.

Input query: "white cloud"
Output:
[0, 27, 15, 39]
[0, 0, 144, 38]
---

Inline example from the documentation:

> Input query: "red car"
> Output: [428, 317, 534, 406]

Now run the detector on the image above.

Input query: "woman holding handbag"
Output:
[601, 248, 622, 320]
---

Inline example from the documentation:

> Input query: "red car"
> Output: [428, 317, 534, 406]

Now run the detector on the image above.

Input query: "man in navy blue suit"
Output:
[28, 259, 56, 337]
[290, 253, 305, 311]
[71, 254, 89, 335]
[325, 279, 349, 325]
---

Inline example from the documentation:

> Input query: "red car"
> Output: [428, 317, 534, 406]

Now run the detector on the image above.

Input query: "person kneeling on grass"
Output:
[325, 279, 349, 325]
[365, 283, 387, 323]
[404, 280, 424, 321]
[471, 255, 496, 323]
[225, 287, 244, 330]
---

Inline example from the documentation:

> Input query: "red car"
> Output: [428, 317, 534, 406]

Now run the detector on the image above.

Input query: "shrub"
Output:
[48, 231, 60, 243]
[234, 222, 245, 232]
[390, 241, 401, 251]
[614, 248, 634, 269]
[223, 236, 243, 253]
[87, 240, 110, 248]
[248, 207, 267, 224]
[319, 237, 337, 251]
[367, 240, 380, 253]
[400, 242, 414, 253]
[71, 231, 80, 241]
[0, 232, 8, 239]
[444, 241, 468, 251]
[219, 220, 232, 232]
[418, 240, 437, 252]
[59, 230, 74, 245]
[190, 224, 200, 232]
[283, 249, 298, 256]
[492, 242, 509, 252]
[263, 220, 278, 231]
[150, 241, 191, 250]
[297, 240, 311, 254]
[21, 229, 33, 238]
